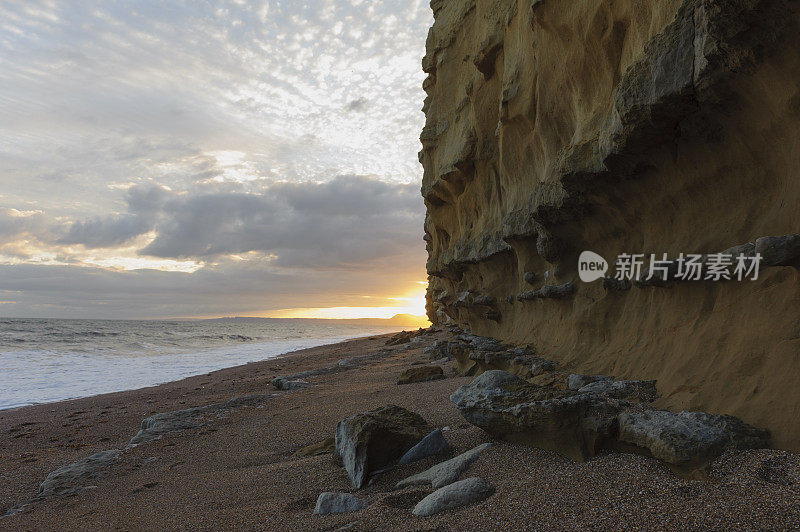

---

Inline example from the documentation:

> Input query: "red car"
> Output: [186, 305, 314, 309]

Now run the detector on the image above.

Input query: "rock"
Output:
[395, 443, 493, 489]
[386, 330, 415, 345]
[127, 394, 273, 447]
[397, 365, 445, 385]
[523, 271, 537, 285]
[272, 377, 311, 391]
[335, 405, 429, 488]
[473, 294, 496, 306]
[617, 409, 770, 466]
[530, 357, 557, 376]
[412, 477, 495, 516]
[517, 282, 575, 301]
[313, 492, 367, 515]
[424, 340, 450, 360]
[451, 371, 621, 459]
[397, 429, 450, 466]
[755, 234, 800, 267]
[38, 450, 120, 498]
[568, 374, 613, 390]
[294, 437, 335, 457]
[579, 379, 659, 402]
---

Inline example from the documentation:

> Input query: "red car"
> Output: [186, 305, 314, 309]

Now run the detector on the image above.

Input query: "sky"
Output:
[0, 0, 433, 319]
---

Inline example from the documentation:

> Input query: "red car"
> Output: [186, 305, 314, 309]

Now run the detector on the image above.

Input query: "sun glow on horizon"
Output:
[268, 286, 428, 321]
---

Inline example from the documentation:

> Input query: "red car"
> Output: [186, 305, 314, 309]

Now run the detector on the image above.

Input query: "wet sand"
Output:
[2, 331, 800, 530]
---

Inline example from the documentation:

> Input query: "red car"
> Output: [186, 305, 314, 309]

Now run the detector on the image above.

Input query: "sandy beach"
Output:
[2, 330, 799, 531]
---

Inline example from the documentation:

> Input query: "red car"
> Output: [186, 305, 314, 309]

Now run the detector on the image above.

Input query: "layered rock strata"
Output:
[420, 0, 800, 449]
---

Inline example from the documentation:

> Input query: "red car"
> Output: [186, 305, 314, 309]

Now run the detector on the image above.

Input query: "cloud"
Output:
[141, 175, 425, 268]
[345, 97, 368, 112]
[59, 214, 153, 248]
[0, 0, 434, 318]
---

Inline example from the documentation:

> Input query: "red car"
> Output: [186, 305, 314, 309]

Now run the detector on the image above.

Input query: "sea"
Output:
[0, 317, 408, 410]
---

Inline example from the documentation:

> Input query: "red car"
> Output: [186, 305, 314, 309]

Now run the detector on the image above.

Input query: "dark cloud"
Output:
[345, 97, 369, 112]
[59, 214, 152, 248]
[141, 175, 424, 268]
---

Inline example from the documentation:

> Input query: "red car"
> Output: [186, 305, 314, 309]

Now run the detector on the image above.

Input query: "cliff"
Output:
[420, 0, 800, 450]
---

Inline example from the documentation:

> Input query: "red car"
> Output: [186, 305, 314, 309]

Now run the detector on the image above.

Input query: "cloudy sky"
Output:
[0, 1, 433, 319]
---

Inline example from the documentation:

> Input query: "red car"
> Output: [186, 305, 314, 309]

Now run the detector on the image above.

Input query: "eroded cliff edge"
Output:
[420, 0, 800, 450]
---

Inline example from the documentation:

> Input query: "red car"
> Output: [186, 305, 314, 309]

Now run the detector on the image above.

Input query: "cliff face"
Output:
[420, 0, 800, 449]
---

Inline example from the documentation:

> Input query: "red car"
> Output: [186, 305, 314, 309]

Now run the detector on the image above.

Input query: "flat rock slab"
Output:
[397, 365, 444, 385]
[128, 394, 272, 447]
[412, 477, 495, 516]
[313, 492, 367, 515]
[396, 443, 493, 489]
[618, 409, 770, 466]
[336, 405, 429, 488]
[397, 429, 450, 466]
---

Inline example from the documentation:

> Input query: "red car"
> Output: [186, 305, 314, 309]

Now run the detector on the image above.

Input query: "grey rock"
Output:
[618, 409, 770, 466]
[272, 377, 311, 391]
[128, 394, 272, 447]
[395, 443, 493, 489]
[568, 374, 613, 391]
[412, 477, 495, 516]
[755, 234, 800, 267]
[721, 242, 755, 258]
[397, 429, 451, 466]
[517, 282, 575, 301]
[424, 340, 450, 360]
[335, 405, 429, 488]
[451, 371, 621, 459]
[579, 379, 658, 402]
[523, 271, 537, 285]
[37, 449, 120, 498]
[473, 294, 496, 306]
[313, 492, 367, 515]
[530, 357, 557, 376]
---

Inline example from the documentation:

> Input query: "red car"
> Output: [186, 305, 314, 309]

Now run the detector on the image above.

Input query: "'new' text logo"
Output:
[578, 251, 608, 282]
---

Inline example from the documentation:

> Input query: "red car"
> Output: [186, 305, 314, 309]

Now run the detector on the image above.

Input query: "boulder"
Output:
[313, 492, 367, 515]
[618, 409, 770, 466]
[412, 477, 495, 516]
[451, 371, 621, 459]
[395, 443, 493, 489]
[397, 429, 450, 466]
[397, 365, 445, 385]
[335, 405, 429, 488]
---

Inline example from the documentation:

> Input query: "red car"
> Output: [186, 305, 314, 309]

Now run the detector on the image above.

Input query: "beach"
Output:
[2, 330, 799, 530]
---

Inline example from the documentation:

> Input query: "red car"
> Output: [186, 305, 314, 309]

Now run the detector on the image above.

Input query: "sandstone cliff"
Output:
[420, 0, 800, 450]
